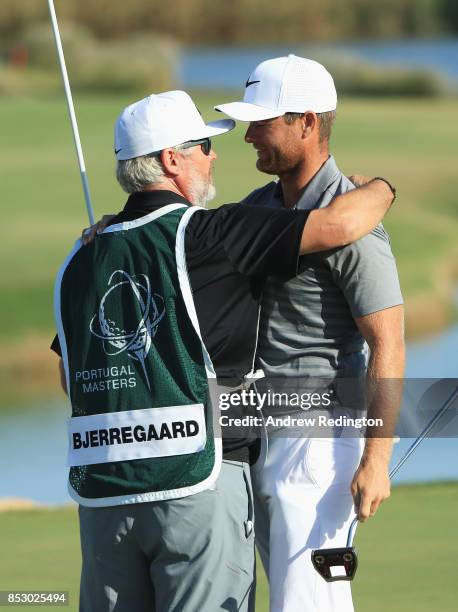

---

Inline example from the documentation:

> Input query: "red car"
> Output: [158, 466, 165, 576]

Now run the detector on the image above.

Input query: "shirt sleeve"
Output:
[188, 204, 310, 278]
[327, 224, 403, 318]
[50, 334, 62, 356]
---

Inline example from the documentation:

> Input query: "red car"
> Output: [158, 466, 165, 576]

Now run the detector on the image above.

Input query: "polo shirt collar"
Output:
[273, 155, 341, 210]
[124, 190, 190, 213]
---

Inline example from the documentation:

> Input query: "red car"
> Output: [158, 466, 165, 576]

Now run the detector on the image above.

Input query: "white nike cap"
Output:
[115, 90, 235, 160]
[215, 55, 337, 122]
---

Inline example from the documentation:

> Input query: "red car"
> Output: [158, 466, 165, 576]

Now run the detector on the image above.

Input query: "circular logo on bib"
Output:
[90, 270, 165, 389]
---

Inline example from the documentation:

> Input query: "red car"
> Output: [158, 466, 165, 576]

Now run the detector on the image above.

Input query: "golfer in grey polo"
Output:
[243, 156, 401, 379]
[216, 55, 405, 612]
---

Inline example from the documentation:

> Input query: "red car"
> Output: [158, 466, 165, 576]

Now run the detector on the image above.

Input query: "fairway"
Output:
[0, 483, 456, 611]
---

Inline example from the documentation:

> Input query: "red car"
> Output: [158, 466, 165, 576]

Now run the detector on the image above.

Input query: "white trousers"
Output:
[251, 435, 364, 612]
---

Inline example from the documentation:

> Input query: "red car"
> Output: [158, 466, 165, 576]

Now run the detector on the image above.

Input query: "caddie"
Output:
[53, 89, 395, 612]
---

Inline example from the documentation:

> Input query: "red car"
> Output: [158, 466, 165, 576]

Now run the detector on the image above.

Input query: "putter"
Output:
[47, 0, 95, 224]
[311, 383, 458, 582]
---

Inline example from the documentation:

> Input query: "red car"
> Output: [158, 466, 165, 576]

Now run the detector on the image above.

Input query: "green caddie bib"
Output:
[54, 204, 221, 506]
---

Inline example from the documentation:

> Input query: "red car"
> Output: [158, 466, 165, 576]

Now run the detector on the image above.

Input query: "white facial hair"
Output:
[188, 168, 216, 207]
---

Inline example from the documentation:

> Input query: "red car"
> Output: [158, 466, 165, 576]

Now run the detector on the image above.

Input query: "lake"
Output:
[1, 326, 457, 505]
[179, 38, 458, 89]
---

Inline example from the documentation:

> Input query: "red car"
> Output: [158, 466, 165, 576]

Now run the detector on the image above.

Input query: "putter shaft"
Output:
[347, 383, 458, 547]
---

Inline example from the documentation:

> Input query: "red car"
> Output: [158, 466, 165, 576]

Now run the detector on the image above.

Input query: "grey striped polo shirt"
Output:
[242, 155, 403, 380]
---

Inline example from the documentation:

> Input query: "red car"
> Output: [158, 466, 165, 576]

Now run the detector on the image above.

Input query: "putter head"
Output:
[311, 546, 358, 582]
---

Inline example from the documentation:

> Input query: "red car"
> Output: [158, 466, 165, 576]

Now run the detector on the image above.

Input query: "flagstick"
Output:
[47, 0, 95, 224]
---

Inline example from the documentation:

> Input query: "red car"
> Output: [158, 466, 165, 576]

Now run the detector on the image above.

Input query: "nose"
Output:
[210, 149, 217, 161]
[245, 123, 256, 143]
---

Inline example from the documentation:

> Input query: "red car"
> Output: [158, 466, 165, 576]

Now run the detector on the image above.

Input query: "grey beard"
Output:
[189, 174, 216, 208]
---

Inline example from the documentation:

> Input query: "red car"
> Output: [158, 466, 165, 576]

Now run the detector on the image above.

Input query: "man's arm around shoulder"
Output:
[299, 178, 395, 255]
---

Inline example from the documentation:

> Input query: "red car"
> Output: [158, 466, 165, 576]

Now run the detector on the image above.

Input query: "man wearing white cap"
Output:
[216, 56, 405, 612]
[53, 88, 395, 611]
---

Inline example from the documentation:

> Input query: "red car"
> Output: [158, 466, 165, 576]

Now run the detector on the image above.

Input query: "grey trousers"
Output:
[78, 460, 255, 612]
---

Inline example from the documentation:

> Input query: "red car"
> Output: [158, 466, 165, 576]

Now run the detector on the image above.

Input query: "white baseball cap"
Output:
[215, 55, 337, 122]
[115, 90, 235, 160]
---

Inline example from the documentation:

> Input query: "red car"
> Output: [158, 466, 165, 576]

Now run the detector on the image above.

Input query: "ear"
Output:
[160, 148, 181, 177]
[301, 112, 318, 139]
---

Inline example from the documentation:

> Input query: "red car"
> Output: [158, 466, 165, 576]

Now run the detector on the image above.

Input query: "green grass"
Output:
[0, 484, 456, 611]
[1, 94, 458, 342]
[353, 483, 458, 612]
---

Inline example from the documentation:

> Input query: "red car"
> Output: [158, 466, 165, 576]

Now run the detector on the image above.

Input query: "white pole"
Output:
[47, 0, 95, 225]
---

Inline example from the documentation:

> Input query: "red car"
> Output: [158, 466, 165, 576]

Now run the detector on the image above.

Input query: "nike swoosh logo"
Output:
[245, 80, 260, 88]
[115, 148, 122, 155]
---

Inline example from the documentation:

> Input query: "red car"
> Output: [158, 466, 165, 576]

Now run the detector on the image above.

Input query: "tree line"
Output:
[1, 0, 458, 46]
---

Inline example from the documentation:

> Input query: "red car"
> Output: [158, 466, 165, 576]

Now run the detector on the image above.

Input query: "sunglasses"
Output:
[181, 137, 212, 156]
